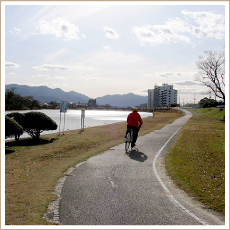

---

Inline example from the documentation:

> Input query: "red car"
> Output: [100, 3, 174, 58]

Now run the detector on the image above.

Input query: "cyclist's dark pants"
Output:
[126, 125, 139, 147]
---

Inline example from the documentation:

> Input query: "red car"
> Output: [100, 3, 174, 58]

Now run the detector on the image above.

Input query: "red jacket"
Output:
[127, 112, 143, 128]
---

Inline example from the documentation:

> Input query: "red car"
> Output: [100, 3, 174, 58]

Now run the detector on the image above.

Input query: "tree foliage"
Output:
[196, 51, 225, 103]
[5, 88, 41, 110]
[6, 112, 26, 126]
[198, 97, 218, 108]
[5, 116, 23, 141]
[22, 112, 58, 139]
[6, 111, 58, 140]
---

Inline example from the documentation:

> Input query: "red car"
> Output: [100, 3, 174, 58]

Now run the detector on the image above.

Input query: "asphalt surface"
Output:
[54, 109, 225, 226]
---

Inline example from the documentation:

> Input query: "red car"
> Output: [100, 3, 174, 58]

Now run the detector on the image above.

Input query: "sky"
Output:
[2, 1, 228, 104]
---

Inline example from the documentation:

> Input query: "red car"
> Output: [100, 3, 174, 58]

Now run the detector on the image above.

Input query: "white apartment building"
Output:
[148, 83, 177, 108]
[148, 89, 154, 109]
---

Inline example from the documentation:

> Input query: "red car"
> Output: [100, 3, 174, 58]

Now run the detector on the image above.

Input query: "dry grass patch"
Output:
[5, 109, 183, 225]
[165, 108, 225, 214]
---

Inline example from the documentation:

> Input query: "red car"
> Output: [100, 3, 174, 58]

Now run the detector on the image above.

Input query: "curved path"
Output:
[48, 109, 224, 225]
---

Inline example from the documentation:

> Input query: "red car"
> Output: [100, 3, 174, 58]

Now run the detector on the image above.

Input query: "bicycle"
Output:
[125, 128, 133, 151]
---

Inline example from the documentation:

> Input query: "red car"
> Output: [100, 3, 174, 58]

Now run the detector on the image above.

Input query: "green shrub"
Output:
[22, 112, 57, 139]
[6, 112, 26, 126]
[5, 116, 23, 141]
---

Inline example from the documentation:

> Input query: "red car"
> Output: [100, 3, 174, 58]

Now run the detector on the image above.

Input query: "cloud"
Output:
[10, 27, 21, 35]
[182, 10, 225, 39]
[5, 62, 20, 68]
[133, 10, 224, 46]
[155, 72, 182, 78]
[133, 17, 190, 46]
[36, 17, 79, 41]
[174, 80, 203, 86]
[103, 46, 111, 50]
[32, 64, 71, 71]
[177, 88, 205, 95]
[104, 27, 119, 39]
[133, 89, 148, 96]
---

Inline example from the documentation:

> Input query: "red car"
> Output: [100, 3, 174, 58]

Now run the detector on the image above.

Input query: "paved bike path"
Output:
[52, 109, 224, 225]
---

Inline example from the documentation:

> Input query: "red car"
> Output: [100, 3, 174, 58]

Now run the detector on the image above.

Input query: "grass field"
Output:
[165, 108, 225, 214]
[5, 109, 183, 225]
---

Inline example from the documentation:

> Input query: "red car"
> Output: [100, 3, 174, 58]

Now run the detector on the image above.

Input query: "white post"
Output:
[59, 112, 61, 135]
[81, 109, 85, 131]
[63, 112, 66, 135]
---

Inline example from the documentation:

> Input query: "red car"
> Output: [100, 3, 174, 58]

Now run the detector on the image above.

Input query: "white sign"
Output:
[81, 109, 85, 118]
[60, 101, 68, 113]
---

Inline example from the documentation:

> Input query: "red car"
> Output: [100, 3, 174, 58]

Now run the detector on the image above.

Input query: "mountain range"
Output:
[5, 84, 148, 108]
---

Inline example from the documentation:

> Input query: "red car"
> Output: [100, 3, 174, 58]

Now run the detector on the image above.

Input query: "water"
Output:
[5, 109, 153, 140]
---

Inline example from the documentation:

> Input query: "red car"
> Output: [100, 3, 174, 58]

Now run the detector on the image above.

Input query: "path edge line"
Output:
[152, 126, 208, 225]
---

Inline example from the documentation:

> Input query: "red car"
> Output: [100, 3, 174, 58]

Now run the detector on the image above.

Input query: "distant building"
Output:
[88, 99, 97, 107]
[148, 89, 154, 109]
[148, 83, 177, 108]
[136, 103, 147, 109]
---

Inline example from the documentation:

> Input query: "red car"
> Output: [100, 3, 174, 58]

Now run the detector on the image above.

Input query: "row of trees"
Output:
[5, 112, 58, 141]
[5, 88, 41, 110]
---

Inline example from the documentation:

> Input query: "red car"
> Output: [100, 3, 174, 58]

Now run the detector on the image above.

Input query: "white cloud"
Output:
[104, 27, 119, 39]
[10, 27, 21, 35]
[133, 89, 148, 96]
[32, 64, 71, 71]
[103, 46, 111, 50]
[5, 62, 20, 68]
[133, 10, 225, 46]
[182, 10, 225, 39]
[174, 80, 203, 86]
[36, 17, 79, 41]
[133, 17, 191, 46]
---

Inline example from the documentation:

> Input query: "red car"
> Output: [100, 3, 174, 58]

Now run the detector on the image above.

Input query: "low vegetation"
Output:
[5, 109, 183, 225]
[165, 108, 225, 214]
[6, 112, 58, 140]
[5, 116, 23, 141]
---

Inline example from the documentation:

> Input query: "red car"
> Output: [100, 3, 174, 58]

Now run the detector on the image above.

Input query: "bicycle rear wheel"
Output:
[125, 133, 131, 151]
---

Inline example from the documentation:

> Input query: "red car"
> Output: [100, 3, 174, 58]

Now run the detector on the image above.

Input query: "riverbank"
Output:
[5, 109, 153, 140]
[5, 109, 183, 225]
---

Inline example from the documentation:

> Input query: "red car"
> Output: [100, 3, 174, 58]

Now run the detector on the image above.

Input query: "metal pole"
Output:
[63, 112, 66, 135]
[59, 112, 61, 135]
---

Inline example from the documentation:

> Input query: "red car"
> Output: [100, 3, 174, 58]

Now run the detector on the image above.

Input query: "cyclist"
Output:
[126, 107, 143, 148]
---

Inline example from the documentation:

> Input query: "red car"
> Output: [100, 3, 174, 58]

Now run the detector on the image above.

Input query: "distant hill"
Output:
[96, 93, 147, 108]
[5, 84, 148, 107]
[5, 84, 89, 103]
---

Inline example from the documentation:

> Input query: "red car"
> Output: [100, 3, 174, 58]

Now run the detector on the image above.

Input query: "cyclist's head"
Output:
[133, 107, 138, 112]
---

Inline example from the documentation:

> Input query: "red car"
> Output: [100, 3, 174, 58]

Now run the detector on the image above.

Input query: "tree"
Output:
[6, 112, 26, 125]
[22, 112, 57, 139]
[195, 51, 225, 103]
[198, 97, 218, 108]
[5, 88, 23, 110]
[5, 116, 23, 141]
